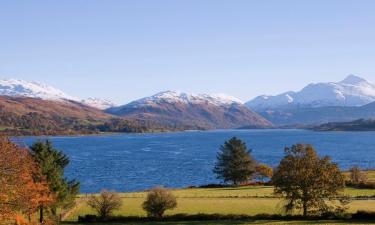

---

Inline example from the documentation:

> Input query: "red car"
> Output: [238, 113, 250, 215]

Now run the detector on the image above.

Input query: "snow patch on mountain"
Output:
[0, 79, 79, 101]
[246, 75, 375, 110]
[127, 90, 243, 107]
[0, 78, 116, 109]
[81, 97, 116, 110]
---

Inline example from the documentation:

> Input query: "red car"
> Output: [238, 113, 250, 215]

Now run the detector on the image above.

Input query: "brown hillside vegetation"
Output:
[0, 96, 111, 119]
[0, 96, 157, 135]
[108, 101, 273, 130]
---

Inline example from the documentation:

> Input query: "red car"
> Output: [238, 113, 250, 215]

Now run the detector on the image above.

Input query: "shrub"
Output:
[87, 190, 122, 219]
[349, 166, 367, 185]
[255, 164, 273, 182]
[142, 187, 177, 218]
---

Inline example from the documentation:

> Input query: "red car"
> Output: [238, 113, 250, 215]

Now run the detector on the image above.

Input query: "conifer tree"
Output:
[213, 137, 257, 185]
[30, 140, 79, 222]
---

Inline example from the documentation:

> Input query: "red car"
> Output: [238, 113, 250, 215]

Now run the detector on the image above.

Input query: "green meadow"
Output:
[64, 186, 375, 223]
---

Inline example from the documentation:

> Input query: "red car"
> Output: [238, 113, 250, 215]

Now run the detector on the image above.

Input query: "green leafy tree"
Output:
[272, 144, 346, 217]
[87, 190, 122, 219]
[30, 140, 80, 222]
[213, 137, 257, 185]
[142, 187, 177, 218]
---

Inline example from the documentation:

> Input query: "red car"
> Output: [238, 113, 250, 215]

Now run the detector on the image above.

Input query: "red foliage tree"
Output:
[0, 137, 55, 223]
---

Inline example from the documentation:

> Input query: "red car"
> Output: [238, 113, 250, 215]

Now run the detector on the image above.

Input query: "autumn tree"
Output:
[87, 190, 122, 219]
[142, 187, 177, 218]
[255, 164, 273, 182]
[213, 137, 257, 185]
[30, 140, 80, 223]
[272, 144, 345, 217]
[349, 166, 367, 185]
[0, 137, 54, 223]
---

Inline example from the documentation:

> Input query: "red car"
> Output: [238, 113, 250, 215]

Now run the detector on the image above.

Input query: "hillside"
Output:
[107, 91, 273, 130]
[0, 79, 116, 109]
[0, 96, 152, 135]
[258, 101, 375, 126]
[315, 119, 375, 131]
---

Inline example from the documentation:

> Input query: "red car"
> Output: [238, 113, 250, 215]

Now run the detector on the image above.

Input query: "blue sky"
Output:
[1, 0, 375, 104]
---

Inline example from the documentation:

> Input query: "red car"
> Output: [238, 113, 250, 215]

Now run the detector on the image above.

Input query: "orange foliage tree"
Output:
[0, 137, 54, 223]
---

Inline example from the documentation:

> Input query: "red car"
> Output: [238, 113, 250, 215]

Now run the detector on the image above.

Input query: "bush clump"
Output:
[87, 190, 122, 219]
[142, 187, 177, 218]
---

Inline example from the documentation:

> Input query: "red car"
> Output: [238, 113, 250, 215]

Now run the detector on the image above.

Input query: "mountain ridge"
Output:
[107, 90, 273, 130]
[0, 78, 116, 109]
[246, 75, 375, 111]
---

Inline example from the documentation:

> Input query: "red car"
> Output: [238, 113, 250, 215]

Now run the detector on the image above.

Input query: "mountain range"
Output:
[0, 79, 273, 134]
[1, 74, 375, 135]
[246, 75, 375, 110]
[107, 91, 272, 130]
[246, 75, 375, 125]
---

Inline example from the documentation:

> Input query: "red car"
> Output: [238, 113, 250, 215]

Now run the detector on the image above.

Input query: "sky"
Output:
[1, 0, 375, 104]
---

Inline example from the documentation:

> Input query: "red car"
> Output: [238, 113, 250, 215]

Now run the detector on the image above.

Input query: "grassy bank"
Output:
[64, 186, 375, 222]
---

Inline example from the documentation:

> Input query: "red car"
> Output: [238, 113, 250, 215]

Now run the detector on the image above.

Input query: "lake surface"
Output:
[19, 129, 375, 193]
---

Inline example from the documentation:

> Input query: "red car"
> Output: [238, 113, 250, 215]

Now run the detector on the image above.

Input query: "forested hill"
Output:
[314, 119, 375, 131]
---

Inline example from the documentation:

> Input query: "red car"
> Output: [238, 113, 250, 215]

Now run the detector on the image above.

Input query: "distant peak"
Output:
[132, 90, 243, 106]
[155, 90, 182, 95]
[340, 74, 368, 84]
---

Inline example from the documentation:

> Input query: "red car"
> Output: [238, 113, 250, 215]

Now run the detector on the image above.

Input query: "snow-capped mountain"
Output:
[0, 78, 115, 109]
[0, 79, 79, 101]
[126, 90, 243, 107]
[81, 97, 116, 110]
[246, 75, 375, 111]
[107, 90, 272, 129]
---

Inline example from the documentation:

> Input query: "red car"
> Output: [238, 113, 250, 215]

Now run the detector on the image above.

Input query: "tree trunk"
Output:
[51, 207, 57, 216]
[39, 207, 44, 223]
[303, 201, 307, 217]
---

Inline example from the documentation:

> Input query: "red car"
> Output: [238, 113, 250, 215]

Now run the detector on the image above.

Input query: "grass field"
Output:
[65, 186, 375, 222]
[80, 185, 375, 198]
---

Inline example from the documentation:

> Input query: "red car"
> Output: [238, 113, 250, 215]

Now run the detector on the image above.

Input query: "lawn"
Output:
[65, 186, 375, 222]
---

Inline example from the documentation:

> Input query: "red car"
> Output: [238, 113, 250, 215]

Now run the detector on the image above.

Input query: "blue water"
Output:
[20, 129, 375, 193]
